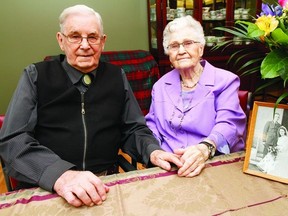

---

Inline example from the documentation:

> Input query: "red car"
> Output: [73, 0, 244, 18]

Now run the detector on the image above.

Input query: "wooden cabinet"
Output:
[147, 0, 263, 91]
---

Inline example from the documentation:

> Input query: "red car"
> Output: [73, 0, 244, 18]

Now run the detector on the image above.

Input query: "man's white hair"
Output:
[59, 5, 104, 35]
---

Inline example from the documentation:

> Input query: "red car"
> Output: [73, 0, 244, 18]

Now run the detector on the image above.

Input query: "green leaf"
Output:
[278, 19, 288, 35]
[261, 49, 288, 79]
[238, 58, 262, 74]
[246, 23, 265, 38]
[254, 78, 281, 93]
[278, 64, 288, 85]
[214, 26, 247, 38]
[211, 40, 232, 51]
[271, 28, 288, 44]
[275, 92, 288, 109]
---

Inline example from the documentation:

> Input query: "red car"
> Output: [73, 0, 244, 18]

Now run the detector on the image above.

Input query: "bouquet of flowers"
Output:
[268, 145, 278, 157]
[214, 0, 288, 103]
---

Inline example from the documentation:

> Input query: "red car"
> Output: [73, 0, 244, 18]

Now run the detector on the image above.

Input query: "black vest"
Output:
[34, 56, 125, 173]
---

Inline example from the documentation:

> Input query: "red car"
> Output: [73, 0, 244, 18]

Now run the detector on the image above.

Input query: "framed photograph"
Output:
[243, 101, 288, 184]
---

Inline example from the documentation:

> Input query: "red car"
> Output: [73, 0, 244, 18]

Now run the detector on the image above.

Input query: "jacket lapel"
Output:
[184, 84, 210, 112]
[182, 61, 216, 112]
[164, 70, 184, 112]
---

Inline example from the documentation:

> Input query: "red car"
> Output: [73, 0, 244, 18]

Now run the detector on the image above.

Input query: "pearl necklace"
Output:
[181, 81, 198, 89]
[180, 66, 203, 89]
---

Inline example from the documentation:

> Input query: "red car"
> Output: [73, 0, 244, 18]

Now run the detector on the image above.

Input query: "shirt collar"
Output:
[61, 57, 97, 85]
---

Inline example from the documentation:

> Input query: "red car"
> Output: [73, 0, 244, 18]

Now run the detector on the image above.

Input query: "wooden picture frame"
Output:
[243, 101, 288, 184]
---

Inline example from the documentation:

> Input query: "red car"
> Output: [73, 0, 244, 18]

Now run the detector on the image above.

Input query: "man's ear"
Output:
[101, 34, 107, 50]
[56, 32, 65, 51]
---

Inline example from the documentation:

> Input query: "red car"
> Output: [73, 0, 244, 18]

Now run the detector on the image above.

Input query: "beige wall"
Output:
[0, 0, 149, 114]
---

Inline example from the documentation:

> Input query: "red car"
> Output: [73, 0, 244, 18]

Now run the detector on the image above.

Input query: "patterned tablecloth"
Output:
[1, 152, 288, 216]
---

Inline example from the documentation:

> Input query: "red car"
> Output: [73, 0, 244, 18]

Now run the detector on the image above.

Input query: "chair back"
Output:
[238, 90, 251, 117]
[0, 115, 4, 128]
[100, 50, 160, 115]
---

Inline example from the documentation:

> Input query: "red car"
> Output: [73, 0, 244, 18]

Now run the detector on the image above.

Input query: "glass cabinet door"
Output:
[148, 0, 158, 50]
[234, 0, 257, 21]
[202, 0, 260, 46]
[148, 0, 196, 52]
[166, 0, 194, 20]
[202, 0, 227, 39]
[232, 0, 258, 45]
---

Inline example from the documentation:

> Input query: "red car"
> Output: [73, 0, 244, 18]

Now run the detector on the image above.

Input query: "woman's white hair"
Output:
[59, 5, 104, 35]
[163, 16, 205, 54]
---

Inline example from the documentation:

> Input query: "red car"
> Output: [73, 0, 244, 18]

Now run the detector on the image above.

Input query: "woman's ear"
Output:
[198, 44, 204, 57]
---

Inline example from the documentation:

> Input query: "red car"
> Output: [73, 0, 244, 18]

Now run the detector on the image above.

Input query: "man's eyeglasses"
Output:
[167, 40, 200, 51]
[61, 33, 103, 45]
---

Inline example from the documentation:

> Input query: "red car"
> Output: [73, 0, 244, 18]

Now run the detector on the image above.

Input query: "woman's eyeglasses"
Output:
[167, 40, 199, 51]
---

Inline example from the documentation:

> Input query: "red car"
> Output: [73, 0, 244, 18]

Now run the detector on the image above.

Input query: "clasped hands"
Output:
[150, 144, 209, 177]
[53, 145, 209, 207]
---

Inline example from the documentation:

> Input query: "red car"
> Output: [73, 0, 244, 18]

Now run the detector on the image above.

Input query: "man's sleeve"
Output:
[0, 64, 75, 191]
[120, 71, 162, 164]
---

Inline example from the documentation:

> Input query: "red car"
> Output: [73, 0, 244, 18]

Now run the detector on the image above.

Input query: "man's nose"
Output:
[80, 38, 90, 48]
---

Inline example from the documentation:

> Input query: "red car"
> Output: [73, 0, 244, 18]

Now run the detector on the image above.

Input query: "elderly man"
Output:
[0, 5, 182, 207]
[262, 112, 281, 157]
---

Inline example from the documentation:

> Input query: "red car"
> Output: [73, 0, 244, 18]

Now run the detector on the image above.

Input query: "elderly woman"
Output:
[268, 126, 288, 178]
[147, 16, 246, 177]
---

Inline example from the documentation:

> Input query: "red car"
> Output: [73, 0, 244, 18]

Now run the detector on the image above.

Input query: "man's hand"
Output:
[150, 150, 183, 171]
[54, 170, 109, 207]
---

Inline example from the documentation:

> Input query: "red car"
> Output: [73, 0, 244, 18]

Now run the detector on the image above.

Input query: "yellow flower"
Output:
[255, 15, 279, 36]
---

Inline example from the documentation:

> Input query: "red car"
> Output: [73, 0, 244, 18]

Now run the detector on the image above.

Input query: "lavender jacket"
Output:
[145, 60, 246, 154]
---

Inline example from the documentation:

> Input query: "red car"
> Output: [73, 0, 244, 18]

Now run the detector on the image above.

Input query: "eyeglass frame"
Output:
[61, 33, 104, 45]
[167, 40, 200, 51]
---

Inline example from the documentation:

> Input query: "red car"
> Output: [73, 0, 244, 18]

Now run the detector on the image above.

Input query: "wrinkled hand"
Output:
[150, 150, 183, 171]
[174, 144, 209, 177]
[54, 170, 109, 207]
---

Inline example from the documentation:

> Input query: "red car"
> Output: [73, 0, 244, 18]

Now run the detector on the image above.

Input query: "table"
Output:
[1, 152, 288, 216]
